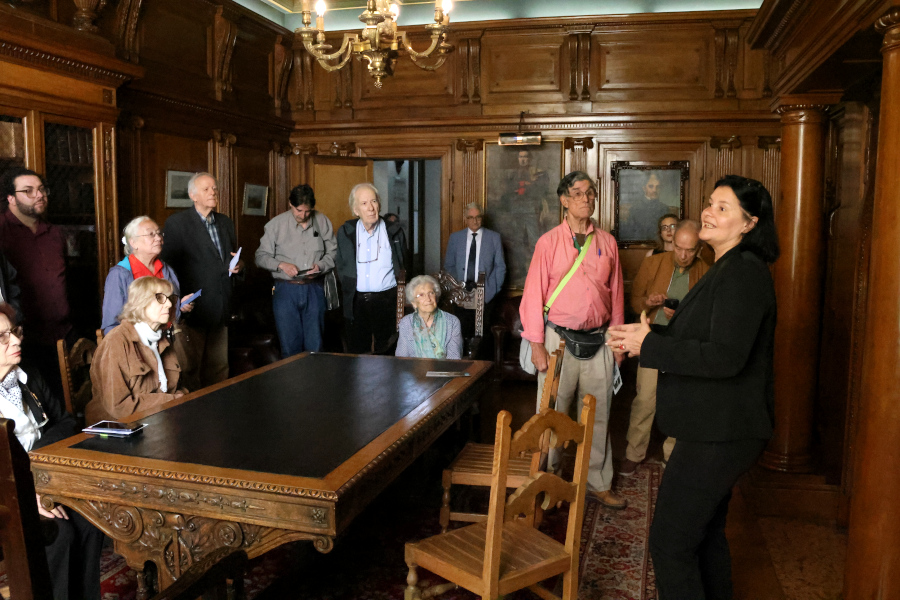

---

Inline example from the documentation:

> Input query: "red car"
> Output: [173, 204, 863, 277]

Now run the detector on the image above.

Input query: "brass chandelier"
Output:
[296, 0, 453, 88]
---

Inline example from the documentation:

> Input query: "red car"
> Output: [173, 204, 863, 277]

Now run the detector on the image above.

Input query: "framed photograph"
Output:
[484, 142, 563, 289]
[242, 183, 269, 216]
[612, 161, 688, 246]
[166, 171, 195, 208]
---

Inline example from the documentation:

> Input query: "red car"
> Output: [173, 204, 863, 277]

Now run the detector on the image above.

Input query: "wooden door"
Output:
[307, 156, 374, 229]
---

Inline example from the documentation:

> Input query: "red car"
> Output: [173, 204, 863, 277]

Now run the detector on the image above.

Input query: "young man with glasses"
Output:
[0, 167, 72, 396]
[519, 171, 629, 510]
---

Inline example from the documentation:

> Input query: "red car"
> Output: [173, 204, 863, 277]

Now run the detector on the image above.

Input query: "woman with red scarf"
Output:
[100, 216, 195, 334]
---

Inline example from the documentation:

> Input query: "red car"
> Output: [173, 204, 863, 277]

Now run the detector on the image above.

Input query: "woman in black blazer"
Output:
[608, 175, 779, 600]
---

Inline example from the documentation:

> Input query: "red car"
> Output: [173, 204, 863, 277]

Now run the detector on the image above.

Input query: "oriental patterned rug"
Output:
[2, 463, 661, 600]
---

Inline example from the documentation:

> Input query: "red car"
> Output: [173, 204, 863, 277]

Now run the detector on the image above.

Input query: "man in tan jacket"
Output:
[621, 219, 709, 475]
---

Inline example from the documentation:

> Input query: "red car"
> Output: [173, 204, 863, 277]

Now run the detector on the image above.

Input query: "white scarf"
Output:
[134, 322, 168, 393]
[0, 368, 40, 450]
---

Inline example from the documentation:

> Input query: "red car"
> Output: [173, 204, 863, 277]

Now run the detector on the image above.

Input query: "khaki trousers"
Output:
[625, 365, 676, 463]
[174, 322, 229, 391]
[536, 325, 614, 492]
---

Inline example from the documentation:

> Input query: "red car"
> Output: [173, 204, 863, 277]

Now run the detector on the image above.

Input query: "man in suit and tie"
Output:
[161, 172, 243, 389]
[444, 203, 506, 344]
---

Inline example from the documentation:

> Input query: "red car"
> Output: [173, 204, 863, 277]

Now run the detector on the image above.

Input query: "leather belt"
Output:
[276, 277, 322, 286]
[357, 287, 397, 301]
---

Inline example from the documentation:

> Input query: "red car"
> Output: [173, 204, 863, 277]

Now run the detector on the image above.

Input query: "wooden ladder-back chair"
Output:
[396, 270, 487, 359]
[405, 394, 597, 600]
[439, 339, 566, 532]
[0, 418, 54, 600]
[56, 336, 97, 426]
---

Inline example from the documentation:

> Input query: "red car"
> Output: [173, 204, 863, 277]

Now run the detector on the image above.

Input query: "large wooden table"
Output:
[30, 353, 491, 597]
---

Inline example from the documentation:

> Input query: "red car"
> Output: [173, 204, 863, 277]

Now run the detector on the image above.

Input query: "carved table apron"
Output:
[30, 353, 491, 597]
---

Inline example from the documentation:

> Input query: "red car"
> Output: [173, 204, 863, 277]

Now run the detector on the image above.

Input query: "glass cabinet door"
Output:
[43, 121, 100, 333]
[0, 114, 26, 173]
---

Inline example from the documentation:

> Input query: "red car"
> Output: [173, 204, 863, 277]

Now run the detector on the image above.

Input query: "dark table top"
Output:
[74, 354, 473, 479]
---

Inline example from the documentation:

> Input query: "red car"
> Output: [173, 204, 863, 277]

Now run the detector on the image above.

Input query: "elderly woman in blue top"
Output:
[396, 275, 462, 359]
[101, 216, 195, 334]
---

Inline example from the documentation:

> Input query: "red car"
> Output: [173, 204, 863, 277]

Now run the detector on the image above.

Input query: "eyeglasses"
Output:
[415, 291, 437, 300]
[154, 293, 178, 305]
[567, 188, 596, 202]
[660, 224, 677, 231]
[0, 326, 24, 344]
[134, 231, 164, 240]
[465, 215, 483, 221]
[14, 186, 49, 199]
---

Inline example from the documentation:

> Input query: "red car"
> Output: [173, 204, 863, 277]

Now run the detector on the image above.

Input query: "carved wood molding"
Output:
[292, 143, 318, 156]
[714, 27, 740, 98]
[757, 135, 781, 150]
[0, 40, 135, 87]
[133, 91, 293, 134]
[212, 7, 237, 102]
[273, 37, 293, 117]
[459, 36, 482, 104]
[328, 141, 356, 156]
[776, 105, 831, 124]
[331, 66, 353, 109]
[291, 48, 316, 112]
[564, 137, 593, 172]
[30, 454, 339, 500]
[709, 135, 742, 149]
[567, 29, 591, 101]
[455, 139, 483, 212]
[876, 7, 900, 52]
[114, 0, 143, 63]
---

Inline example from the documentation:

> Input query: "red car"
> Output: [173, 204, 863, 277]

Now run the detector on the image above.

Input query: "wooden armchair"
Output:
[0, 418, 54, 600]
[56, 336, 97, 426]
[396, 270, 486, 359]
[405, 393, 597, 600]
[439, 339, 565, 532]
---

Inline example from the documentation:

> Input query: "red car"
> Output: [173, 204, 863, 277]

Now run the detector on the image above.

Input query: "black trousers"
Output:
[348, 287, 398, 355]
[455, 298, 497, 359]
[649, 437, 767, 600]
[45, 511, 104, 600]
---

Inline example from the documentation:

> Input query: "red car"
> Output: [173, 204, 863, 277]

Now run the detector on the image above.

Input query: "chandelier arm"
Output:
[302, 33, 357, 63]
[398, 31, 441, 61]
[407, 54, 449, 72]
[315, 48, 355, 73]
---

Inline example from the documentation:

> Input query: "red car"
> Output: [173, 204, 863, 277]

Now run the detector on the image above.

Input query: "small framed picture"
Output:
[242, 183, 269, 216]
[166, 171, 195, 208]
[611, 161, 689, 246]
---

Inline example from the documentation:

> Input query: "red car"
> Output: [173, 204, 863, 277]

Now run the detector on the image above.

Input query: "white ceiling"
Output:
[233, 0, 763, 31]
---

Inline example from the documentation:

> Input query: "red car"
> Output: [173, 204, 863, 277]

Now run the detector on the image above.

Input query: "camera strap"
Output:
[543, 233, 593, 315]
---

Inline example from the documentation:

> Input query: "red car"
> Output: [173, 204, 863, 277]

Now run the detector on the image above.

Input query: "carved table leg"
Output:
[136, 569, 151, 600]
[440, 469, 452, 533]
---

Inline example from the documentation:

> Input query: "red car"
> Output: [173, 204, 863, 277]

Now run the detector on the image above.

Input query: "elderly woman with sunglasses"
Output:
[0, 302, 104, 599]
[101, 216, 196, 334]
[396, 275, 462, 359]
[88, 277, 187, 423]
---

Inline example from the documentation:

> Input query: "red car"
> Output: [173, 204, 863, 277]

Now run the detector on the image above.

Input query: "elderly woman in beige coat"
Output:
[87, 276, 187, 423]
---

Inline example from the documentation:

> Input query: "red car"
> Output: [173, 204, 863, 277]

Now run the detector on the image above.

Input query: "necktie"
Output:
[466, 231, 478, 290]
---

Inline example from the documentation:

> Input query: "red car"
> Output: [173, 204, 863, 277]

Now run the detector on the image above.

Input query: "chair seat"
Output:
[447, 443, 533, 487]
[409, 520, 569, 596]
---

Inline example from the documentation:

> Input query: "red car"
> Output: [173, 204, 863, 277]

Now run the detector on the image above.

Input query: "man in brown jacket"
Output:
[621, 219, 709, 475]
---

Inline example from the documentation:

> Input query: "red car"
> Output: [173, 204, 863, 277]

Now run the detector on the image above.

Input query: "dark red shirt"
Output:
[0, 210, 71, 345]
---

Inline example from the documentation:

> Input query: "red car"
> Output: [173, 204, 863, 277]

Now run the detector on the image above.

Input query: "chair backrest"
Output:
[530, 340, 566, 474]
[433, 270, 485, 337]
[57, 336, 98, 424]
[0, 418, 54, 599]
[481, 395, 597, 597]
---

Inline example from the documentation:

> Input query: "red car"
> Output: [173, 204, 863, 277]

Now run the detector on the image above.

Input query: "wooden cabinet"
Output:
[0, 5, 142, 335]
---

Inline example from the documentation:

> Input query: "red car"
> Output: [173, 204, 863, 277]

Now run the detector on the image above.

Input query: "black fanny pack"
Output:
[551, 323, 607, 360]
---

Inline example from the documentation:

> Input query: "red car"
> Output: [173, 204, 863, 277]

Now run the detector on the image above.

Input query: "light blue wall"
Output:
[280, 0, 762, 32]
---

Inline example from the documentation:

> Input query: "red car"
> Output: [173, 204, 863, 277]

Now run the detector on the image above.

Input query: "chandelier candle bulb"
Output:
[302, 0, 310, 12]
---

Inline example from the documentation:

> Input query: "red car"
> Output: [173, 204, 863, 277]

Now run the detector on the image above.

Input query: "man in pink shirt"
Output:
[520, 171, 627, 509]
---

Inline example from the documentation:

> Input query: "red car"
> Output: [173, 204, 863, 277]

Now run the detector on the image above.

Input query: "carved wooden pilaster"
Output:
[97, 123, 119, 272]
[568, 30, 591, 101]
[457, 36, 483, 104]
[303, 51, 315, 111]
[757, 136, 781, 207]
[713, 26, 740, 98]
[210, 130, 236, 217]
[458, 37, 470, 103]
[273, 37, 293, 117]
[113, 0, 142, 63]
[844, 10, 900, 600]
[271, 142, 292, 215]
[762, 50, 773, 97]
[564, 137, 594, 173]
[212, 8, 237, 102]
[714, 28, 726, 98]
[762, 95, 839, 474]
[471, 37, 482, 104]
[455, 139, 483, 224]
[709, 135, 742, 181]
[291, 143, 318, 184]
